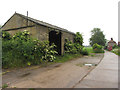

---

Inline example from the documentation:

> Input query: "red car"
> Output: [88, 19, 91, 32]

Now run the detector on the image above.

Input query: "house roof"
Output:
[15, 13, 75, 35]
[108, 40, 116, 43]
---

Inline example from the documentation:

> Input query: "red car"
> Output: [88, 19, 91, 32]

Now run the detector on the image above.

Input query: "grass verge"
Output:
[111, 47, 120, 56]
[83, 47, 94, 54]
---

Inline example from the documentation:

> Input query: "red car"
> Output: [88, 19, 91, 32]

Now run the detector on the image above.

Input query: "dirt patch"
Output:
[20, 72, 31, 77]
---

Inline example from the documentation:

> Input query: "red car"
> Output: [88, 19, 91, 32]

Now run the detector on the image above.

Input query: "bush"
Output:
[64, 38, 77, 54]
[2, 30, 58, 68]
[64, 32, 84, 54]
[81, 49, 89, 55]
[74, 32, 83, 45]
[74, 43, 83, 53]
[104, 45, 108, 50]
[92, 43, 104, 53]
[112, 44, 118, 49]
[2, 31, 11, 40]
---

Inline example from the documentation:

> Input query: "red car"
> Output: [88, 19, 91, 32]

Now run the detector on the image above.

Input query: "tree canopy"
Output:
[89, 28, 106, 46]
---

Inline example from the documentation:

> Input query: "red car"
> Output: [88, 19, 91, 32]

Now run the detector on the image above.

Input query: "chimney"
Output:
[111, 38, 113, 41]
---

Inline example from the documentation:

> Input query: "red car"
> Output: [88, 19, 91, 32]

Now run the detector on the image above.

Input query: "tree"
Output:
[89, 28, 106, 46]
[74, 32, 83, 46]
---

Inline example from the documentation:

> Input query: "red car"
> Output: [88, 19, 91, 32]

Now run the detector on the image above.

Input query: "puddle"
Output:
[54, 64, 61, 67]
[76, 63, 97, 67]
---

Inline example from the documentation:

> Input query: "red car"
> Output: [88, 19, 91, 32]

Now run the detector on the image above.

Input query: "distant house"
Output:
[1, 13, 75, 55]
[107, 38, 117, 50]
[118, 42, 120, 47]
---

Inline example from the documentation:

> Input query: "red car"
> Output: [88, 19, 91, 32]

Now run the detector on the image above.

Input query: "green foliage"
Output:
[74, 32, 83, 45]
[92, 43, 104, 53]
[64, 38, 77, 54]
[2, 30, 58, 68]
[83, 47, 94, 54]
[55, 53, 82, 63]
[89, 28, 106, 46]
[2, 31, 11, 40]
[64, 32, 84, 54]
[39, 41, 58, 62]
[81, 49, 89, 55]
[2, 83, 9, 89]
[12, 30, 30, 41]
[74, 43, 83, 52]
[111, 48, 120, 56]
[112, 44, 118, 49]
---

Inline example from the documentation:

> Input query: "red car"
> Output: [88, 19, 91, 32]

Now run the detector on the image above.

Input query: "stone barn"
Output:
[1, 13, 75, 55]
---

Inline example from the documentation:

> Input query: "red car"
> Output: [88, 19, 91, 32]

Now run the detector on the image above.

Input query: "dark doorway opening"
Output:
[49, 31, 61, 55]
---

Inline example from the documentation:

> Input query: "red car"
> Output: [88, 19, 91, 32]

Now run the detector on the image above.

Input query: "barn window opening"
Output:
[49, 31, 61, 55]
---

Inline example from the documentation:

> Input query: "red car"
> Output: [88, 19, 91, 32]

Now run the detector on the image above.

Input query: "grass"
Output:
[111, 47, 120, 56]
[55, 53, 82, 63]
[2, 83, 8, 89]
[37, 53, 82, 68]
[83, 47, 94, 54]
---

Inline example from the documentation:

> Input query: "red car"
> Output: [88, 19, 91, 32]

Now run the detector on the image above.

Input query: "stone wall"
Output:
[2, 14, 35, 30]
[36, 25, 49, 41]
[7, 26, 38, 39]
[61, 32, 75, 54]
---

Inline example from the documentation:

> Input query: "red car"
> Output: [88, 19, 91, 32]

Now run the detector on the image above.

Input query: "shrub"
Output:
[74, 32, 83, 45]
[74, 43, 83, 53]
[81, 49, 89, 55]
[112, 44, 118, 49]
[2, 31, 11, 40]
[92, 43, 104, 53]
[104, 45, 107, 50]
[64, 33, 84, 54]
[2, 30, 58, 68]
[64, 38, 77, 54]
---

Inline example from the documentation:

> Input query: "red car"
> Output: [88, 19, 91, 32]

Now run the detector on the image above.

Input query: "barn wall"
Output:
[61, 32, 75, 54]
[2, 14, 35, 30]
[7, 26, 38, 39]
[1, 13, 76, 55]
[36, 25, 49, 41]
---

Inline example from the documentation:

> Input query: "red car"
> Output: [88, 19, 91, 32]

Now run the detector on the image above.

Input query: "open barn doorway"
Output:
[49, 31, 61, 55]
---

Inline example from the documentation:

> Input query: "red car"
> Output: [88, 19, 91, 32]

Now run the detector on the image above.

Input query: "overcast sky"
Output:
[0, 0, 119, 45]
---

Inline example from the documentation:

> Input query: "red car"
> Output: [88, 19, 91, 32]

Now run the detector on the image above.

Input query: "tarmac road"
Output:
[74, 51, 118, 88]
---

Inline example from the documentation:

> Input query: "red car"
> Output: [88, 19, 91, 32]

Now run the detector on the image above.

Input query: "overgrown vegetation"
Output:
[2, 30, 57, 68]
[92, 43, 104, 53]
[83, 47, 94, 54]
[55, 53, 82, 63]
[64, 32, 86, 55]
[111, 47, 120, 56]
[2, 31, 86, 68]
